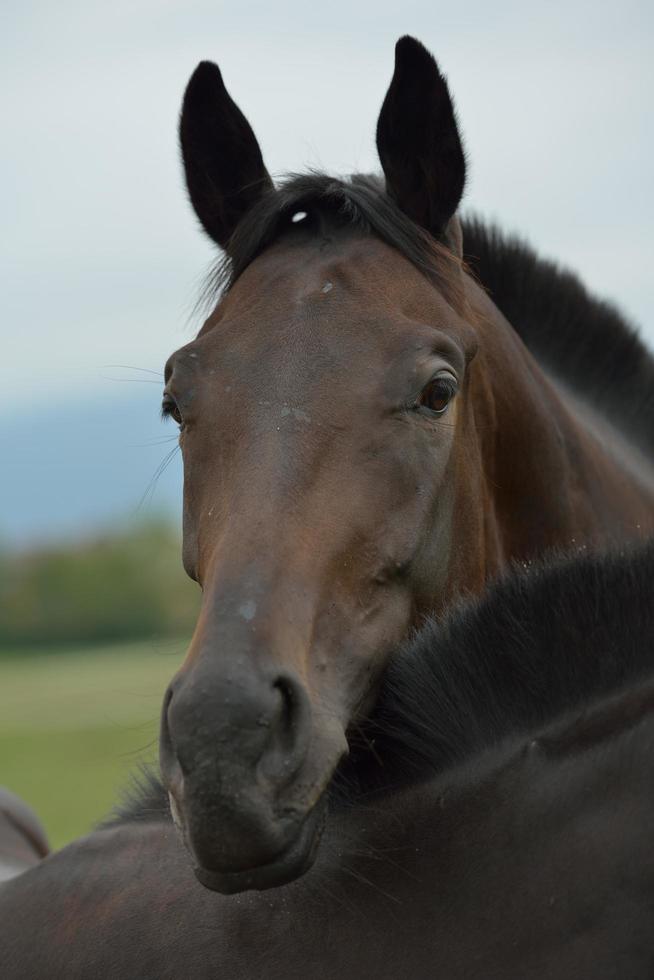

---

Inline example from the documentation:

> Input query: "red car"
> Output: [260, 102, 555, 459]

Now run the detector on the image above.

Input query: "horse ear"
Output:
[180, 61, 273, 248]
[376, 37, 466, 244]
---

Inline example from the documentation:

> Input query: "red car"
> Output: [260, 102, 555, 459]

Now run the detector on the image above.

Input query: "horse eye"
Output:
[417, 376, 456, 416]
[162, 393, 183, 427]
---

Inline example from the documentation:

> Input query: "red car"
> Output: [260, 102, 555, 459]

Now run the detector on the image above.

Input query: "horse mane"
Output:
[103, 765, 169, 827]
[461, 216, 654, 457]
[351, 540, 654, 795]
[105, 540, 654, 827]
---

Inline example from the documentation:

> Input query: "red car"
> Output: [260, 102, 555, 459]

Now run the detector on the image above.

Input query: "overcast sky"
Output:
[2, 0, 653, 416]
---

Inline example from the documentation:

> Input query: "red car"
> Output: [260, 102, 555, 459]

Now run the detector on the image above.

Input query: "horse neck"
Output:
[446, 288, 654, 600]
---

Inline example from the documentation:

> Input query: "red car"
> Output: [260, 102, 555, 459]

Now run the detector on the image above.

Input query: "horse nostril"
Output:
[259, 671, 312, 785]
[274, 676, 296, 736]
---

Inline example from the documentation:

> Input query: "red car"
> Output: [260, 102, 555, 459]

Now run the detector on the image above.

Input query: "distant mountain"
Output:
[2, 388, 182, 547]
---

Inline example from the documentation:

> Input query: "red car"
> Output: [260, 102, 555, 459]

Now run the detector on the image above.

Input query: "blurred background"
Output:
[2, 0, 653, 848]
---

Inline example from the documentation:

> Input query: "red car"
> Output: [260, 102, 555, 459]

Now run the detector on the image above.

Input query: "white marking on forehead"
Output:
[321, 280, 333, 293]
[238, 600, 257, 622]
[280, 404, 311, 423]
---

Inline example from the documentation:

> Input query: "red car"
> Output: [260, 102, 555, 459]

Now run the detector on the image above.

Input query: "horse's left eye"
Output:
[417, 376, 457, 416]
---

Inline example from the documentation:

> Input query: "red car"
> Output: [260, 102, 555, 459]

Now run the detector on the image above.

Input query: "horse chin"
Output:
[192, 797, 327, 894]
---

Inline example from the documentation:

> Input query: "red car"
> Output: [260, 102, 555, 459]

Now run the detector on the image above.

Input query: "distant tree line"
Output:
[0, 521, 199, 651]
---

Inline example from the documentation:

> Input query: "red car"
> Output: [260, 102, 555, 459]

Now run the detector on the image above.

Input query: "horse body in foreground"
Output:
[3, 544, 654, 978]
[156, 35, 654, 890]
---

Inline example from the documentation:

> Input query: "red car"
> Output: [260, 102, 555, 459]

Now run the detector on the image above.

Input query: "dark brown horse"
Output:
[159, 35, 654, 891]
[3, 544, 654, 978]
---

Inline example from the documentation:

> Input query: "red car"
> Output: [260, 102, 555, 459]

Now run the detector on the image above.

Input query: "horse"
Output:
[2, 542, 654, 978]
[159, 34, 654, 891]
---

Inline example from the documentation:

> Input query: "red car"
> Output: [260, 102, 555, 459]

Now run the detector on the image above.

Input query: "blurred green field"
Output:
[0, 640, 187, 849]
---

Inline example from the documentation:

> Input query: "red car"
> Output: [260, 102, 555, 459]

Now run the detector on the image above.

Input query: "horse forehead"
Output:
[211, 235, 442, 328]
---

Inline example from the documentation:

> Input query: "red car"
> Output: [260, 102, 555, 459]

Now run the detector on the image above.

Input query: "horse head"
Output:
[158, 36, 486, 893]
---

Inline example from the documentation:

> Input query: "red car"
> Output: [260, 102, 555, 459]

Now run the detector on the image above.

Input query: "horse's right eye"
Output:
[162, 393, 183, 427]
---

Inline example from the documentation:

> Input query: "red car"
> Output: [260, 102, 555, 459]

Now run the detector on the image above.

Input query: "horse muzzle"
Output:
[160, 662, 345, 892]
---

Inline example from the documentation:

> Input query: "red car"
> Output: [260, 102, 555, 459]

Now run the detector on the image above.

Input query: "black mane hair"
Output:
[346, 541, 654, 797]
[462, 217, 654, 457]
[107, 541, 654, 827]
[102, 766, 169, 828]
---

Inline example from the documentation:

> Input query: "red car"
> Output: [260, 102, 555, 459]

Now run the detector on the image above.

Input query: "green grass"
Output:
[0, 639, 187, 849]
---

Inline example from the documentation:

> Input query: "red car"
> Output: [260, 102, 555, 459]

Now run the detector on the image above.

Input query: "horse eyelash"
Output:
[161, 402, 182, 429]
[161, 391, 180, 423]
